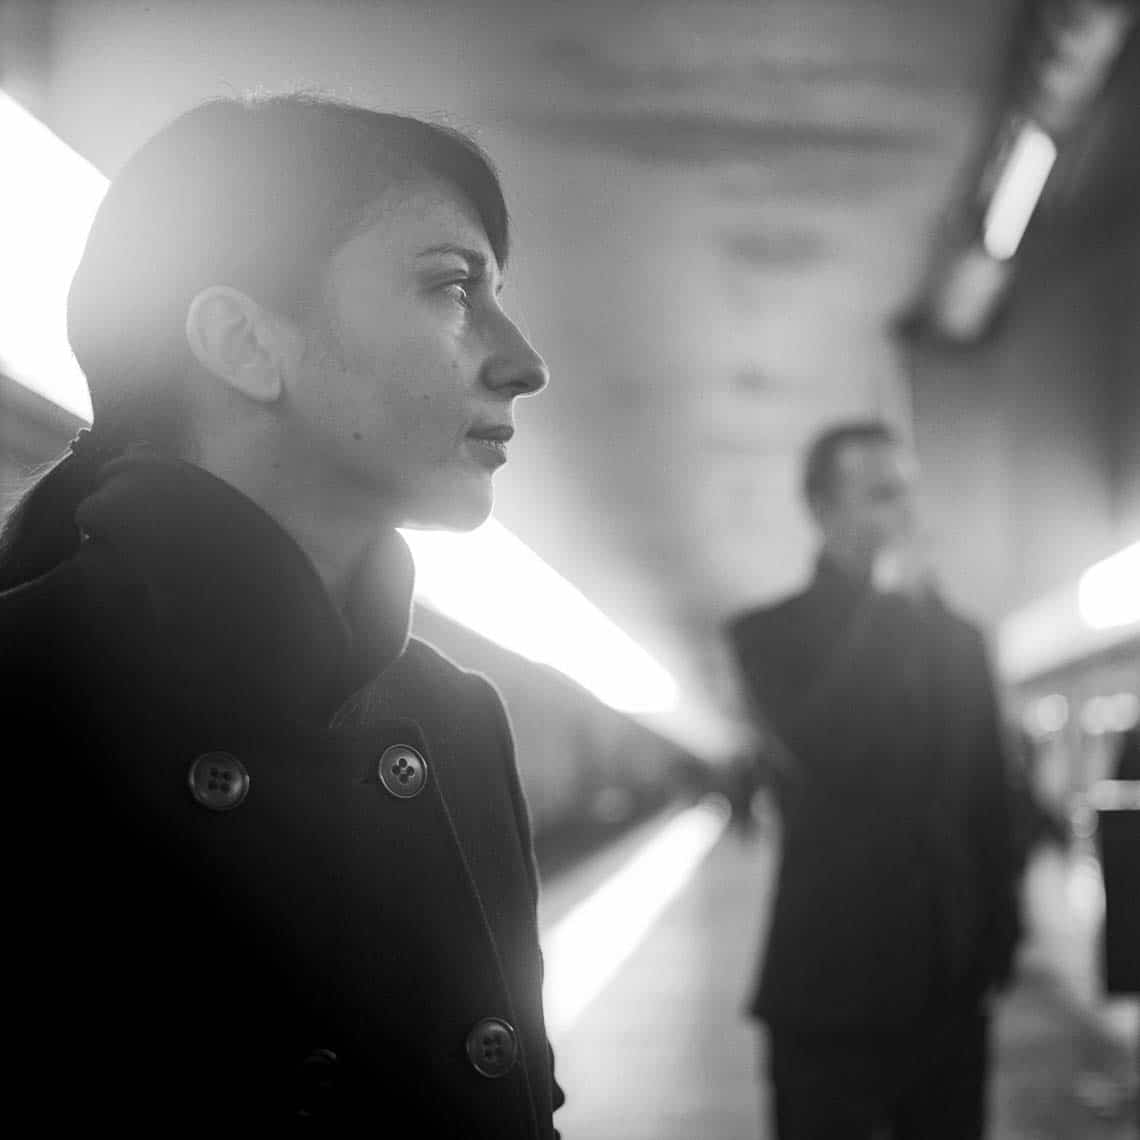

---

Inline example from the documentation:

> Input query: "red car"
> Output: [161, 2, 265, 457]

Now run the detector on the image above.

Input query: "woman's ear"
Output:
[184, 286, 290, 404]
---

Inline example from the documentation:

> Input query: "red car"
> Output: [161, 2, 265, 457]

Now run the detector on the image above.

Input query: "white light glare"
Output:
[1078, 541, 1140, 630]
[0, 90, 106, 421]
[540, 798, 728, 1038]
[403, 521, 679, 713]
[982, 121, 1058, 261]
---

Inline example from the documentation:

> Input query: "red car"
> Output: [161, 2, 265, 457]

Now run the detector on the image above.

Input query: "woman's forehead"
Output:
[342, 181, 496, 270]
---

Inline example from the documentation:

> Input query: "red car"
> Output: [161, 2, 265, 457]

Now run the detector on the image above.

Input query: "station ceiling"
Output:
[10, 0, 1030, 756]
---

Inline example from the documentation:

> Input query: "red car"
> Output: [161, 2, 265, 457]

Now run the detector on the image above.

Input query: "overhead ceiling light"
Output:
[403, 521, 679, 714]
[982, 120, 1058, 261]
[2, 94, 680, 719]
[1078, 540, 1140, 630]
[0, 89, 104, 421]
[928, 244, 1013, 342]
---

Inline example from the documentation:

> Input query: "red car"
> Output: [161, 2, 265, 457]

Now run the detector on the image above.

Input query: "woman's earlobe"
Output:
[184, 285, 283, 404]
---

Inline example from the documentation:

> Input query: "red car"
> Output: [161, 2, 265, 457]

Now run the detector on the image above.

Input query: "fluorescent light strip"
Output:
[403, 522, 679, 713]
[0, 90, 104, 421]
[998, 537, 1140, 681]
[1078, 540, 1140, 630]
[1, 93, 680, 717]
[983, 121, 1057, 261]
[539, 798, 729, 1039]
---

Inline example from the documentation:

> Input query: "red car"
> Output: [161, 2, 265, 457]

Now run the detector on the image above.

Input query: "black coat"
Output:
[727, 559, 1021, 1035]
[0, 451, 563, 1134]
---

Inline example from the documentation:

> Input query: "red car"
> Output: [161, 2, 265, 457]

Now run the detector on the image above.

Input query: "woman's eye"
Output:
[441, 281, 471, 307]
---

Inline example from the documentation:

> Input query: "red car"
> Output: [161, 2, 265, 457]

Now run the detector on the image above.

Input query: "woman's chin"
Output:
[401, 478, 494, 532]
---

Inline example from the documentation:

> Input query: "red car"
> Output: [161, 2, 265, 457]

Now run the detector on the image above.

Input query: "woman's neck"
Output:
[193, 431, 390, 613]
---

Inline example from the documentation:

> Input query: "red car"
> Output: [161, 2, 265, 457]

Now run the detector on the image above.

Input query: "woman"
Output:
[0, 94, 561, 1134]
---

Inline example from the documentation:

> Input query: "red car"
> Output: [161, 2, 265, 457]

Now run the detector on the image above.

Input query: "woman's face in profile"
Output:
[290, 180, 548, 531]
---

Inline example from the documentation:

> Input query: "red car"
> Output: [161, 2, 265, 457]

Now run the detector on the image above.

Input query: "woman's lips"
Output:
[466, 424, 513, 468]
[466, 436, 508, 467]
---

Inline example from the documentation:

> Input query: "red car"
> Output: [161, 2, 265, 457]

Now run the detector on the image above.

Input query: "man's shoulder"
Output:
[726, 585, 815, 647]
[928, 594, 988, 649]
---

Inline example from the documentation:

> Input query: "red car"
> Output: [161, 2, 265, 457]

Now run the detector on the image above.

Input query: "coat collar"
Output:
[74, 449, 415, 723]
[810, 551, 871, 605]
[810, 550, 946, 621]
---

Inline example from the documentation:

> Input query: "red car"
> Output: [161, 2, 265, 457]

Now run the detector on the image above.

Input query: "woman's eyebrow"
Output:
[414, 243, 489, 272]
[414, 242, 504, 295]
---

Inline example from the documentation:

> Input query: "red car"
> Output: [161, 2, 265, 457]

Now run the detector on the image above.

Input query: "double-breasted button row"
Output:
[292, 1029, 515, 1112]
[466, 1017, 518, 1078]
[186, 743, 429, 810]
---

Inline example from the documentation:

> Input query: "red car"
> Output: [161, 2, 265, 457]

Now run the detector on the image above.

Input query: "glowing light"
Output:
[999, 539, 1140, 681]
[1080, 693, 1140, 737]
[403, 521, 679, 713]
[0, 90, 106, 421]
[1065, 853, 1104, 925]
[1089, 780, 1140, 811]
[1078, 541, 1140, 630]
[982, 122, 1057, 261]
[1024, 693, 1069, 738]
[540, 799, 728, 1038]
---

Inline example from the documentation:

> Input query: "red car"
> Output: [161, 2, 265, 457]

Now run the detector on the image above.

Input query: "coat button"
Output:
[296, 1048, 339, 1117]
[465, 1017, 518, 1078]
[187, 752, 250, 811]
[377, 744, 428, 799]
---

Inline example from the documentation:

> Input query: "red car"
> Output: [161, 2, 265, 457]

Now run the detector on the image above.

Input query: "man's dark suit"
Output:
[727, 557, 1020, 1138]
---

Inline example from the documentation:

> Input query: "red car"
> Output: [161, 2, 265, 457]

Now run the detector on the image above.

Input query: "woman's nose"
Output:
[481, 316, 550, 397]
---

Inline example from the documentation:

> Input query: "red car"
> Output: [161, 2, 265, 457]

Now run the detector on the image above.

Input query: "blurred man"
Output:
[727, 420, 1021, 1140]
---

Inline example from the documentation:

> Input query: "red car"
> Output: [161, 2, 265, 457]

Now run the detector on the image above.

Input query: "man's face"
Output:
[815, 440, 918, 573]
[286, 181, 548, 530]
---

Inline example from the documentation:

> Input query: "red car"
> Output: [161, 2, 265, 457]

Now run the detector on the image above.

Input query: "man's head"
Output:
[801, 420, 918, 577]
[67, 94, 547, 530]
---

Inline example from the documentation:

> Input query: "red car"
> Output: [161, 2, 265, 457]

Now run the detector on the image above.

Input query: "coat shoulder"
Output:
[0, 551, 133, 677]
[0, 557, 78, 635]
[0, 551, 155, 753]
[360, 636, 512, 759]
[930, 597, 989, 659]
[398, 636, 506, 710]
[725, 587, 811, 652]
[0, 544, 148, 644]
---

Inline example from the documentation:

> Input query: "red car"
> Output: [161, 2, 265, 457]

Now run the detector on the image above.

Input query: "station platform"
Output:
[539, 803, 1139, 1139]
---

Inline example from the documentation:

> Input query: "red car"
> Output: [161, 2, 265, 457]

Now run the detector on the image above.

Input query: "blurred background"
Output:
[2, 1, 1137, 1136]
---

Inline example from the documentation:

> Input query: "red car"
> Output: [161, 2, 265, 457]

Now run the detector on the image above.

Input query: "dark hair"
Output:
[802, 419, 900, 507]
[0, 93, 508, 589]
